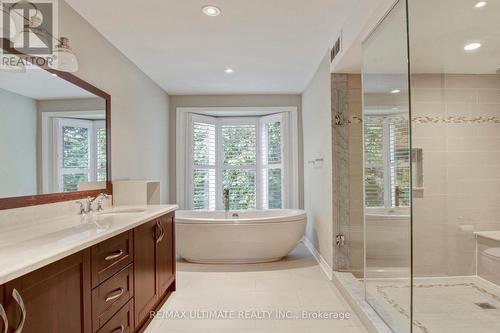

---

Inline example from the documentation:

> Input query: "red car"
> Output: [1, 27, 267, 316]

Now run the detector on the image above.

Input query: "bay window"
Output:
[178, 107, 298, 211]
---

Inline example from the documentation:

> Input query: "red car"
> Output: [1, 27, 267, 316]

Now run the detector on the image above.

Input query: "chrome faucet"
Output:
[223, 188, 230, 212]
[76, 193, 110, 214]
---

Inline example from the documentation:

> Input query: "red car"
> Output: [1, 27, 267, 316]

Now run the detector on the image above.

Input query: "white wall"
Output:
[168, 94, 303, 205]
[331, 0, 396, 73]
[60, 0, 170, 202]
[0, 88, 37, 197]
[302, 52, 334, 268]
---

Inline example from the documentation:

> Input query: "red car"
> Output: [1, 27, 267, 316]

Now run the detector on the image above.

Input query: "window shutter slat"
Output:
[364, 115, 410, 208]
[364, 118, 385, 207]
[192, 121, 216, 210]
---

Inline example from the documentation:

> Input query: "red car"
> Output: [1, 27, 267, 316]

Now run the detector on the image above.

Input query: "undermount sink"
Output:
[101, 208, 147, 215]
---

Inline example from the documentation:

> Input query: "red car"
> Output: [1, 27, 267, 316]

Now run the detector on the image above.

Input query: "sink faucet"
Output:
[76, 193, 110, 214]
[223, 188, 230, 212]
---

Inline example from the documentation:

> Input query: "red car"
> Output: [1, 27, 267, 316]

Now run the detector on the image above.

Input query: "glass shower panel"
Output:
[408, 0, 500, 332]
[362, 1, 412, 332]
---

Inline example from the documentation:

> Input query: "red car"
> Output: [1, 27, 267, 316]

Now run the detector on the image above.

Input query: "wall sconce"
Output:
[48, 37, 79, 73]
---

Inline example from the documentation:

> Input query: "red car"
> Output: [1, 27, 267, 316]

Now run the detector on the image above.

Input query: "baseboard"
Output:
[302, 237, 333, 280]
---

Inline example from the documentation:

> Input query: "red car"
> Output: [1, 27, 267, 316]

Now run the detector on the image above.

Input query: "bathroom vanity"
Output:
[0, 205, 177, 333]
[0, 38, 177, 333]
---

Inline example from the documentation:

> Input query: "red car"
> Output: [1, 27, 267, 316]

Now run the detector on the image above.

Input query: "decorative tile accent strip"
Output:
[347, 116, 500, 124]
[413, 116, 500, 124]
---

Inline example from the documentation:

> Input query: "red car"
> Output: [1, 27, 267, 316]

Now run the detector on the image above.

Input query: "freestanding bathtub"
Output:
[175, 209, 307, 264]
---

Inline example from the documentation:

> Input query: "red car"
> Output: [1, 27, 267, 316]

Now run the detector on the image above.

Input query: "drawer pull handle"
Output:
[112, 325, 125, 333]
[0, 304, 8, 333]
[156, 220, 165, 243]
[12, 289, 26, 333]
[105, 249, 124, 261]
[105, 287, 125, 302]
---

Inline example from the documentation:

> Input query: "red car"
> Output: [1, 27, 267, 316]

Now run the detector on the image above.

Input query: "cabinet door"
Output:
[4, 251, 91, 333]
[134, 219, 159, 328]
[157, 213, 175, 296]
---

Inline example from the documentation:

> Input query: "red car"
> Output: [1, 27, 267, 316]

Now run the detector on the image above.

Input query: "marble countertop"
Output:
[0, 204, 178, 285]
[474, 231, 500, 242]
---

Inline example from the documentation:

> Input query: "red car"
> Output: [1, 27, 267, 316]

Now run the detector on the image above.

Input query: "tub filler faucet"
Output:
[223, 188, 230, 212]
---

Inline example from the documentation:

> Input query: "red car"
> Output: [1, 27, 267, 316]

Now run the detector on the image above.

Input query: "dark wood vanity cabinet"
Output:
[0, 212, 175, 333]
[2, 251, 92, 333]
[157, 214, 175, 296]
[134, 212, 176, 331]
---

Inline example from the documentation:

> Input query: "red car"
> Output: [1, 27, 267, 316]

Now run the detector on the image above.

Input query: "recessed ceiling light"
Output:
[475, 1, 487, 8]
[202, 5, 221, 16]
[390, 89, 401, 94]
[225, 68, 234, 74]
[464, 42, 481, 51]
[51, 73, 58, 77]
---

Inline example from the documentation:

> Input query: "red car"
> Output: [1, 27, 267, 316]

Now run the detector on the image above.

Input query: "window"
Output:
[364, 115, 410, 208]
[221, 121, 258, 210]
[54, 118, 106, 192]
[188, 114, 286, 210]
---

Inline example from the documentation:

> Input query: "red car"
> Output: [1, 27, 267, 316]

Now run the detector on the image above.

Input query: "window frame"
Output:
[177, 107, 299, 210]
[51, 117, 105, 193]
[41, 110, 106, 193]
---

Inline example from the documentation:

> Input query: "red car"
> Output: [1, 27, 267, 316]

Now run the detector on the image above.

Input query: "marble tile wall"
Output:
[332, 73, 500, 278]
[411, 74, 500, 277]
[331, 74, 364, 277]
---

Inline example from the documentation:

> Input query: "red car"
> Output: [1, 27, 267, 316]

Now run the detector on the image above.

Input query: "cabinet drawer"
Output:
[97, 299, 134, 333]
[92, 264, 134, 331]
[92, 231, 133, 288]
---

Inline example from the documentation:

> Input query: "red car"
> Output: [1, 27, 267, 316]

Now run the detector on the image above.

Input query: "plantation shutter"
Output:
[364, 116, 385, 207]
[191, 115, 216, 210]
[389, 117, 410, 207]
[260, 114, 283, 209]
[364, 115, 410, 208]
[95, 121, 107, 182]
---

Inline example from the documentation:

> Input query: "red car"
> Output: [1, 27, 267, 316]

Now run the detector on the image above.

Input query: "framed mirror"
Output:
[0, 39, 111, 210]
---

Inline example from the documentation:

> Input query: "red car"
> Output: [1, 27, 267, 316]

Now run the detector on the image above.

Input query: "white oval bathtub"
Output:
[175, 209, 307, 264]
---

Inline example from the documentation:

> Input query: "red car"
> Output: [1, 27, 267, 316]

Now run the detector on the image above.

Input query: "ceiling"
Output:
[0, 68, 97, 99]
[343, 0, 500, 74]
[409, 0, 500, 74]
[65, 0, 354, 95]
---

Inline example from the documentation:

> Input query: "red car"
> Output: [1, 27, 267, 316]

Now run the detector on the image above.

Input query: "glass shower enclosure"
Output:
[362, 0, 500, 332]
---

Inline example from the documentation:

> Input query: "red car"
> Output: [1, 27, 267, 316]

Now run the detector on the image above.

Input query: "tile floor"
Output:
[145, 242, 368, 333]
[367, 276, 500, 333]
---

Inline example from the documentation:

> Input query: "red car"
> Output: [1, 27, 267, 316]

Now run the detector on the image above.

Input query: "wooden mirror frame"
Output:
[0, 38, 112, 210]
